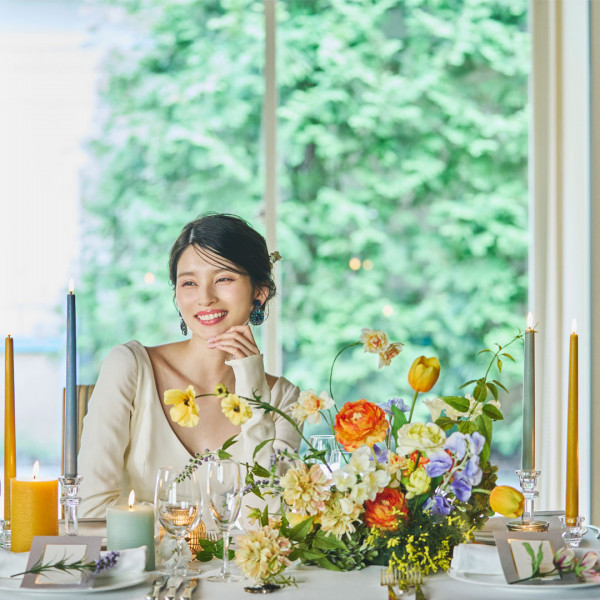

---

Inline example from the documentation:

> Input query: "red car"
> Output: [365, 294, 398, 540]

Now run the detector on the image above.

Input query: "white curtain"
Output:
[530, 0, 594, 519]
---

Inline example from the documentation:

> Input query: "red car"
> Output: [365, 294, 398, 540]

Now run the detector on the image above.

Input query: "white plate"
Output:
[448, 569, 600, 591]
[0, 571, 149, 594]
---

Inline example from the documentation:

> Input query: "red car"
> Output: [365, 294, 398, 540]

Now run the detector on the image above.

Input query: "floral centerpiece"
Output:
[168, 328, 525, 587]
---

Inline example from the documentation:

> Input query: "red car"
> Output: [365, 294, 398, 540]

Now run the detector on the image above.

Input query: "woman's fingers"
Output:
[208, 326, 259, 358]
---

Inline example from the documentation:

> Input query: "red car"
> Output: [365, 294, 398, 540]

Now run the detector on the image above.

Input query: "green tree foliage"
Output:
[80, 0, 528, 457]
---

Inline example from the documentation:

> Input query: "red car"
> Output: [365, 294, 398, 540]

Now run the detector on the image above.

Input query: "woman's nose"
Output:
[195, 282, 217, 305]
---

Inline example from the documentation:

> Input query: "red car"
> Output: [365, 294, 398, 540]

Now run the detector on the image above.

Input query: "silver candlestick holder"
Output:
[558, 515, 585, 548]
[60, 476, 82, 536]
[506, 469, 549, 532]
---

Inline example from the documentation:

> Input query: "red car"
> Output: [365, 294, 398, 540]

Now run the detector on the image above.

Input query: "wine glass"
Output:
[309, 434, 342, 472]
[155, 467, 202, 577]
[206, 459, 243, 582]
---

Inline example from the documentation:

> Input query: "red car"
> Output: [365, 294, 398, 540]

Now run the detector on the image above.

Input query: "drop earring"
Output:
[249, 299, 265, 326]
[179, 312, 188, 336]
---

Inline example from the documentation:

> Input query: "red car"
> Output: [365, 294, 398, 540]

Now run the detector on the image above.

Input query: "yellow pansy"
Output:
[221, 393, 252, 425]
[164, 385, 199, 428]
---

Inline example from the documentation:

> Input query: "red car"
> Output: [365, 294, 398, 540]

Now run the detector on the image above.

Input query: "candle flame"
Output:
[68, 278, 75, 293]
[128, 489, 135, 508]
[33, 460, 40, 480]
[527, 312, 534, 330]
[572, 318, 577, 334]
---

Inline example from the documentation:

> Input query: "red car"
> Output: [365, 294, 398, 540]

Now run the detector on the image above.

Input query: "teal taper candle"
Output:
[521, 313, 535, 472]
[64, 281, 77, 478]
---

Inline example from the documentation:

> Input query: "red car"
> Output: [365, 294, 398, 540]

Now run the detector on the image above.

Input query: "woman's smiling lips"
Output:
[194, 310, 228, 325]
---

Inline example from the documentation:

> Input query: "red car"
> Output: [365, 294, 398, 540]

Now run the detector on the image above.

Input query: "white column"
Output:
[262, 0, 281, 375]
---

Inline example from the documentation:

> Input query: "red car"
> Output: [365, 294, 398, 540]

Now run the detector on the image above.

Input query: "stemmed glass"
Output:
[155, 467, 202, 577]
[206, 459, 243, 582]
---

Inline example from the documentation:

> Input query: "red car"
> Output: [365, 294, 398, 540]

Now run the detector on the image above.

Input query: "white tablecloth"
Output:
[1, 517, 600, 599]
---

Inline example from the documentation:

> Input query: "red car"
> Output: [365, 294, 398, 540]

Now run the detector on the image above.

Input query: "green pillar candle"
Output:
[521, 313, 535, 472]
[106, 491, 155, 570]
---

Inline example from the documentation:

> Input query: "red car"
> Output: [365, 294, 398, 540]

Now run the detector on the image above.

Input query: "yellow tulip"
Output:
[489, 485, 524, 518]
[408, 356, 441, 393]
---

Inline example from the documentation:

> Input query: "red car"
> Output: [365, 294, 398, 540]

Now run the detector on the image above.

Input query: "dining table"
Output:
[1, 515, 600, 599]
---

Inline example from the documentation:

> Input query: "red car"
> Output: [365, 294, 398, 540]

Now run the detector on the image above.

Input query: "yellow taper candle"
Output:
[4, 335, 16, 523]
[10, 461, 58, 552]
[566, 318, 578, 525]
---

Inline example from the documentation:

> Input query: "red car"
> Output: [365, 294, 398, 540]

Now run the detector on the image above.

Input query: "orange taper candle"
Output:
[565, 319, 579, 525]
[10, 461, 58, 552]
[4, 335, 16, 523]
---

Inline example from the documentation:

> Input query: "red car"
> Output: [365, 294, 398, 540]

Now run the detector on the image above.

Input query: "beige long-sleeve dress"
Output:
[78, 340, 300, 519]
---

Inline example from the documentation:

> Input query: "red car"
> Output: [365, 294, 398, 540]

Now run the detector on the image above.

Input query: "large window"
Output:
[0, 0, 529, 488]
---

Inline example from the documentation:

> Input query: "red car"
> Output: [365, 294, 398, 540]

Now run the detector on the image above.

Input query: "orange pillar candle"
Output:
[565, 319, 579, 525]
[4, 335, 16, 523]
[10, 461, 58, 552]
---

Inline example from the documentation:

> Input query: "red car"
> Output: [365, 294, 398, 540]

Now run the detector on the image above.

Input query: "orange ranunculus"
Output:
[489, 485, 524, 518]
[364, 487, 408, 530]
[408, 356, 441, 393]
[334, 399, 389, 451]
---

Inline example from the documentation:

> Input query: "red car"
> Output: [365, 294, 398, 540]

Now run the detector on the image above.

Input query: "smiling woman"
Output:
[77, 214, 301, 518]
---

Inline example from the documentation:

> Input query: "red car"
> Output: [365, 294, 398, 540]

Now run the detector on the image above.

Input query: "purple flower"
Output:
[373, 443, 389, 464]
[445, 432, 467, 460]
[450, 473, 472, 501]
[380, 397, 410, 415]
[424, 494, 452, 516]
[426, 451, 453, 477]
[466, 432, 485, 456]
[461, 455, 482, 486]
[94, 551, 120, 574]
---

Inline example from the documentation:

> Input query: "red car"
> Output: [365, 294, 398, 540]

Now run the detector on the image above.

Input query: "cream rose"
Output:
[395, 422, 446, 456]
[405, 467, 431, 499]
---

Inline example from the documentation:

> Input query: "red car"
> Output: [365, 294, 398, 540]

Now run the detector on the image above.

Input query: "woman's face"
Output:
[175, 245, 264, 338]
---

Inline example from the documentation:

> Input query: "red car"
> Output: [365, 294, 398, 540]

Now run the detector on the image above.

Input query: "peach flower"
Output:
[364, 487, 408, 530]
[334, 399, 389, 451]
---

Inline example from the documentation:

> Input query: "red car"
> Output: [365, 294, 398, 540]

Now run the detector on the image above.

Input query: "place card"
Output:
[21, 536, 102, 590]
[494, 530, 576, 585]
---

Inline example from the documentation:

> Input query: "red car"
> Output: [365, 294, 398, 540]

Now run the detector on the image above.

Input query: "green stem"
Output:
[328, 342, 361, 400]
[408, 389, 419, 423]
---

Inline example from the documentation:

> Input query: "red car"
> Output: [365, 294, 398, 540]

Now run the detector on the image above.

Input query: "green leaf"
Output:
[496, 358, 503, 372]
[473, 380, 487, 403]
[253, 438, 275, 460]
[439, 396, 470, 412]
[287, 516, 314, 542]
[252, 465, 272, 478]
[435, 416, 457, 431]
[458, 379, 477, 390]
[482, 404, 503, 420]
[479, 441, 491, 467]
[501, 353, 515, 362]
[474, 414, 493, 444]
[314, 556, 343, 571]
[216, 449, 233, 460]
[312, 530, 348, 551]
[390, 404, 407, 441]
[478, 349, 492, 354]
[195, 549, 214, 562]
[486, 382, 498, 401]
[221, 435, 239, 451]
[457, 420, 477, 434]
[260, 505, 269, 527]
[492, 380, 509, 394]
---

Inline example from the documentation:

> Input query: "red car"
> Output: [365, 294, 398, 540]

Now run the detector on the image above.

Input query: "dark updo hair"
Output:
[169, 213, 276, 309]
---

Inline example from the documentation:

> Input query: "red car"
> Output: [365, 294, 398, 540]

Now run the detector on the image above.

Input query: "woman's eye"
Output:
[216, 277, 234, 283]
[181, 281, 196, 287]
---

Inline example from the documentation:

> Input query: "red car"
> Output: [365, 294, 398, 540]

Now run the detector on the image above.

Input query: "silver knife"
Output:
[180, 578, 199, 600]
[145, 574, 168, 600]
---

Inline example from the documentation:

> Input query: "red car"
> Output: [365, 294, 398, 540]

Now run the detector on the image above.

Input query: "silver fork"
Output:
[144, 574, 168, 600]
[380, 569, 398, 600]
[163, 576, 184, 600]
[406, 566, 426, 600]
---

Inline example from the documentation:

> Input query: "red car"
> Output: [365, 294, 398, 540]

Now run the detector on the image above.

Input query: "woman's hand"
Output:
[207, 325, 260, 360]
